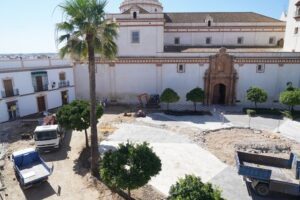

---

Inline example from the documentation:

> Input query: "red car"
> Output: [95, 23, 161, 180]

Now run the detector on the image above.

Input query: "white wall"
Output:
[117, 26, 164, 56]
[235, 63, 300, 107]
[164, 31, 284, 47]
[161, 64, 208, 103]
[284, 0, 300, 51]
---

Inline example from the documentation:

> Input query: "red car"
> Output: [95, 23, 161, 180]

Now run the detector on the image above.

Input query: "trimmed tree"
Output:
[279, 90, 300, 112]
[246, 87, 268, 108]
[168, 175, 224, 200]
[100, 142, 162, 198]
[56, 0, 118, 176]
[186, 87, 205, 111]
[160, 88, 180, 110]
[56, 100, 103, 148]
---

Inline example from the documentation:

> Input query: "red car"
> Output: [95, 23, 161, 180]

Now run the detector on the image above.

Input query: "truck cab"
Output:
[34, 124, 65, 151]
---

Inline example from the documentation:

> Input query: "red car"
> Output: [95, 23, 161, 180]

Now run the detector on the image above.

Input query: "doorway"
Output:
[61, 91, 68, 105]
[3, 79, 14, 97]
[37, 96, 46, 112]
[7, 101, 18, 120]
[213, 84, 226, 104]
[36, 76, 44, 92]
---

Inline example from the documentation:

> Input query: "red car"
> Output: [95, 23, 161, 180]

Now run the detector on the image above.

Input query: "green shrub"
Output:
[279, 90, 300, 112]
[168, 175, 224, 200]
[246, 87, 268, 108]
[186, 87, 205, 111]
[160, 88, 180, 110]
[246, 109, 256, 116]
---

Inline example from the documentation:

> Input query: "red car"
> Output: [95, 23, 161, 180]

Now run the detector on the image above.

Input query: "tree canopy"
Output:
[100, 142, 162, 197]
[160, 88, 180, 110]
[168, 175, 224, 200]
[246, 87, 268, 108]
[186, 87, 205, 111]
[56, 100, 103, 147]
[279, 89, 300, 112]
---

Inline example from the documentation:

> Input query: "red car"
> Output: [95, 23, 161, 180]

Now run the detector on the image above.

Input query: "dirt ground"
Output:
[0, 106, 164, 200]
[194, 128, 300, 165]
[2, 106, 300, 200]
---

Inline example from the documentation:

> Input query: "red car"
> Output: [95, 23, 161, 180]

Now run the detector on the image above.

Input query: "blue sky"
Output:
[0, 0, 289, 54]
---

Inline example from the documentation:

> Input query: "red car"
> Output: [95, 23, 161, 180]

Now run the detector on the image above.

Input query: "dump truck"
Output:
[34, 114, 65, 151]
[235, 151, 300, 197]
[12, 148, 53, 189]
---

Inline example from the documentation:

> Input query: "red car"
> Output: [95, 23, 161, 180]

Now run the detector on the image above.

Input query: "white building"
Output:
[284, 0, 300, 51]
[0, 57, 75, 123]
[74, 0, 300, 107]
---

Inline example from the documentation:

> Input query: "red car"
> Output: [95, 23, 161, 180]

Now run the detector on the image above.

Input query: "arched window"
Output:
[208, 20, 211, 27]
[133, 12, 137, 19]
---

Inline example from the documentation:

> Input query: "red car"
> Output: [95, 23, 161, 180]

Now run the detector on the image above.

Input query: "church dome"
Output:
[120, 0, 163, 13]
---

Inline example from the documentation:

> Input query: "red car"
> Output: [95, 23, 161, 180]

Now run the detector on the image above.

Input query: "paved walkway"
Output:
[100, 123, 249, 200]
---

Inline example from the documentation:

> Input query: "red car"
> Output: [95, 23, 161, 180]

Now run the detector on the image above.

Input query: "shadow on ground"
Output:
[40, 130, 72, 162]
[147, 112, 230, 124]
[22, 181, 56, 200]
[250, 190, 299, 200]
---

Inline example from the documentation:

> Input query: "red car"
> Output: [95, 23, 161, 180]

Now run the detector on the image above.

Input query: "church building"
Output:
[74, 0, 300, 107]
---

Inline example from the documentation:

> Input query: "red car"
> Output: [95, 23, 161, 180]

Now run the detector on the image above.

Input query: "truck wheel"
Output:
[255, 183, 270, 196]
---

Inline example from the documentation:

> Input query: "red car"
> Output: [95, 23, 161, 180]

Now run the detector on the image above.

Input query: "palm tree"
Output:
[56, 0, 118, 176]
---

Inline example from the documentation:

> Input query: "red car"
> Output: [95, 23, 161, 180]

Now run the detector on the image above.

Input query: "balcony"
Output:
[33, 84, 48, 92]
[1, 89, 19, 98]
[58, 80, 70, 88]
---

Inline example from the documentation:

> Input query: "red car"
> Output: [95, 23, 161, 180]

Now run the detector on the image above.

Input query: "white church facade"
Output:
[74, 0, 300, 107]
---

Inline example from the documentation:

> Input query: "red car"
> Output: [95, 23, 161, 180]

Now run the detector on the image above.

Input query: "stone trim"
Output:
[92, 57, 300, 65]
[234, 58, 300, 64]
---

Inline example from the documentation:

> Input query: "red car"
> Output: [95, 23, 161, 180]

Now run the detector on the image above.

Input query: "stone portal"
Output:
[204, 48, 238, 105]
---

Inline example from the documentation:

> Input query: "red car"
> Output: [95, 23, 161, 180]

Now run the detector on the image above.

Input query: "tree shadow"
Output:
[73, 147, 90, 177]
[40, 130, 72, 162]
[147, 112, 230, 124]
[73, 144, 118, 177]
[22, 181, 56, 200]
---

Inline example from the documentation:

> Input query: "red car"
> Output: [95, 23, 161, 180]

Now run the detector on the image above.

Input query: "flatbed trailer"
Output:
[235, 151, 300, 197]
[12, 148, 53, 189]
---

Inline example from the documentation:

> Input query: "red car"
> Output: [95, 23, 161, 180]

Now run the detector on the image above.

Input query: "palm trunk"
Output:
[84, 129, 89, 148]
[128, 188, 131, 199]
[87, 34, 99, 177]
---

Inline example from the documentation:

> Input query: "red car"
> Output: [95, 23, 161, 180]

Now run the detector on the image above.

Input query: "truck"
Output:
[12, 148, 53, 189]
[235, 151, 300, 197]
[34, 114, 65, 151]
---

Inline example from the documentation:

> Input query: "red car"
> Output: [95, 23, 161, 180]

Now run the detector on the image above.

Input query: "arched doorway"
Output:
[213, 84, 226, 104]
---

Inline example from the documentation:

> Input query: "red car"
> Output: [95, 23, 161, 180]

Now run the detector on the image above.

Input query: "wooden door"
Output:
[37, 96, 46, 112]
[3, 79, 13, 97]
[36, 76, 43, 91]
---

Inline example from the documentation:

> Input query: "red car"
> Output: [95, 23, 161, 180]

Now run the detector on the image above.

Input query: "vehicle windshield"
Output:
[34, 131, 57, 141]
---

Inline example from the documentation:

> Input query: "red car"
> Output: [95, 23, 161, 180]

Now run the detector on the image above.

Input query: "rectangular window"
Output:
[177, 64, 185, 73]
[269, 37, 275, 44]
[174, 37, 180, 45]
[131, 31, 140, 43]
[256, 64, 265, 73]
[295, 27, 299, 34]
[237, 37, 244, 44]
[59, 72, 66, 81]
[206, 37, 211, 44]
